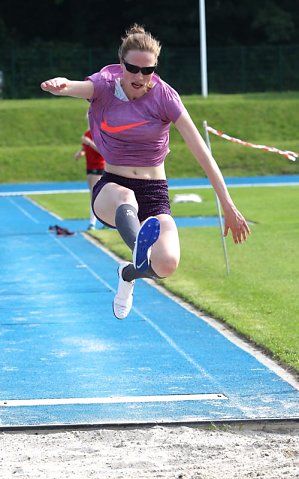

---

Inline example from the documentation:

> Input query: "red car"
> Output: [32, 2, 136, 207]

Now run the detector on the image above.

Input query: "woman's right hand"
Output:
[40, 78, 94, 99]
[40, 77, 69, 95]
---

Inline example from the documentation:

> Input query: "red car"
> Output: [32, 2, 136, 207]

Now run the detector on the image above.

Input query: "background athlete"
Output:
[41, 24, 250, 320]
[74, 128, 105, 230]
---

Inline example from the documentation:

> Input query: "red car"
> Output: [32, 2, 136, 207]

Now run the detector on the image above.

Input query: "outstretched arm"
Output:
[74, 148, 85, 160]
[175, 109, 250, 244]
[81, 135, 99, 152]
[40, 77, 94, 99]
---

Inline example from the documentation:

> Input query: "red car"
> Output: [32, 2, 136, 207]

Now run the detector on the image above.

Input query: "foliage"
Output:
[253, 1, 296, 43]
[0, 0, 299, 49]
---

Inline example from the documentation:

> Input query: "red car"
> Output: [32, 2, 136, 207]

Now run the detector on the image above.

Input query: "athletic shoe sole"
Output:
[133, 217, 160, 272]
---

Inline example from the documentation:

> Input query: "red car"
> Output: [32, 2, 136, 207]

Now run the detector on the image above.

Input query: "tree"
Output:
[0, 0, 298, 48]
[253, 1, 296, 43]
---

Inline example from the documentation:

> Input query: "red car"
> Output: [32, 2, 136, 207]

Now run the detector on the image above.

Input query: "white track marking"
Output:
[26, 196, 62, 220]
[8, 198, 39, 223]
[0, 189, 88, 197]
[52, 236, 260, 418]
[1, 393, 227, 408]
[1, 181, 299, 197]
[52, 235, 114, 291]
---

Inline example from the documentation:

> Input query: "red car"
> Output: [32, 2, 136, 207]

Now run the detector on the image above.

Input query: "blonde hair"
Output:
[118, 24, 161, 63]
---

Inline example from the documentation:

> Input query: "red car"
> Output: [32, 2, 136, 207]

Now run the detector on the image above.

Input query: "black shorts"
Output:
[92, 171, 171, 228]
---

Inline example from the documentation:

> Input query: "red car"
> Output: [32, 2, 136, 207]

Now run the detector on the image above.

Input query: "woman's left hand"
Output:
[223, 207, 251, 244]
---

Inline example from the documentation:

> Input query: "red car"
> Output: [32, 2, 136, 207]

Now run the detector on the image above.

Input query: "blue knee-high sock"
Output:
[115, 204, 140, 251]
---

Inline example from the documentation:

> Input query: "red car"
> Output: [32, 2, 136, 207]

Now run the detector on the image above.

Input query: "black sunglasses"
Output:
[123, 61, 156, 75]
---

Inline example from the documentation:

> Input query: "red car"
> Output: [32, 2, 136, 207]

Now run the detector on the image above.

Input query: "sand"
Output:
[1, 422, 298, 479]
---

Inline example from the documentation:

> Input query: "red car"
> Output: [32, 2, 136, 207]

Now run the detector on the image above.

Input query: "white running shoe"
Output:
[113, 262, 135, 320]
[133, 217, 160, 272]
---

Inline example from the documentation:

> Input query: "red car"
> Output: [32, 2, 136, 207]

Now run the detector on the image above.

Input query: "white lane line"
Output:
[52, 235, 114, 291]
[1, 181, 299, 197]
[53, 237, 262, 417]
[148, 281, 299, 392]
[135, 309, 215, 381]
[8, 197, 39, 223]
[169, 182, 299, 190]
[0, 189, 89, 197]
[51, 236, 216, 382]
[1, 393, 227, 408]
[26, 196, 62, 220]
[0, 180, 299, 197]
[51, 237, 216, 380]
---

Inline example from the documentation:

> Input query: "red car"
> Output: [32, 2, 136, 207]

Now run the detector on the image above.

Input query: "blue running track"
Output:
[0, 178, 298, 428]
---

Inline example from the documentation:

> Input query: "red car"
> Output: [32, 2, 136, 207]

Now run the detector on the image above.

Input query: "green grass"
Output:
[1, 93, 299, 183]
[0, 98, 88, 183]
[32, 192, 92, 219]
[30, 185, 299, 373]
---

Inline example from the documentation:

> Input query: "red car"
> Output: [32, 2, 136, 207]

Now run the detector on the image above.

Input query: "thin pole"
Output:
[203, 121, 230, 274]
[199, 0, 208, 97]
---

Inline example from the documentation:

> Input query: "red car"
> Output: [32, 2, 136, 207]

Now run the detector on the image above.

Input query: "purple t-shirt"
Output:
[87, 64, 185, 167]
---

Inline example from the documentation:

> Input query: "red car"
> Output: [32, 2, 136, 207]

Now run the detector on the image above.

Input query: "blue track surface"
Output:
[0, 179, 299, 428]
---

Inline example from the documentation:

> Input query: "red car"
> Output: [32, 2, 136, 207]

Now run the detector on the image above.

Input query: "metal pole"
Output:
[199, 0, 208, 97]
[203, 121, 230, 274]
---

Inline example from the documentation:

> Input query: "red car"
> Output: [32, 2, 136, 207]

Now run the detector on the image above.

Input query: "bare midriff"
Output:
[105, 162, 166, 180]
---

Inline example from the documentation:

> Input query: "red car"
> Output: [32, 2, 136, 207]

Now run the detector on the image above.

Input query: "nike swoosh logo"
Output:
[100, 119, 150, 133]
[136, 259, 148, 269]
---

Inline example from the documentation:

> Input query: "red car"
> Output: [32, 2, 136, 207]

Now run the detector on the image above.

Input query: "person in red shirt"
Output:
[75, 129, 105, 230]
